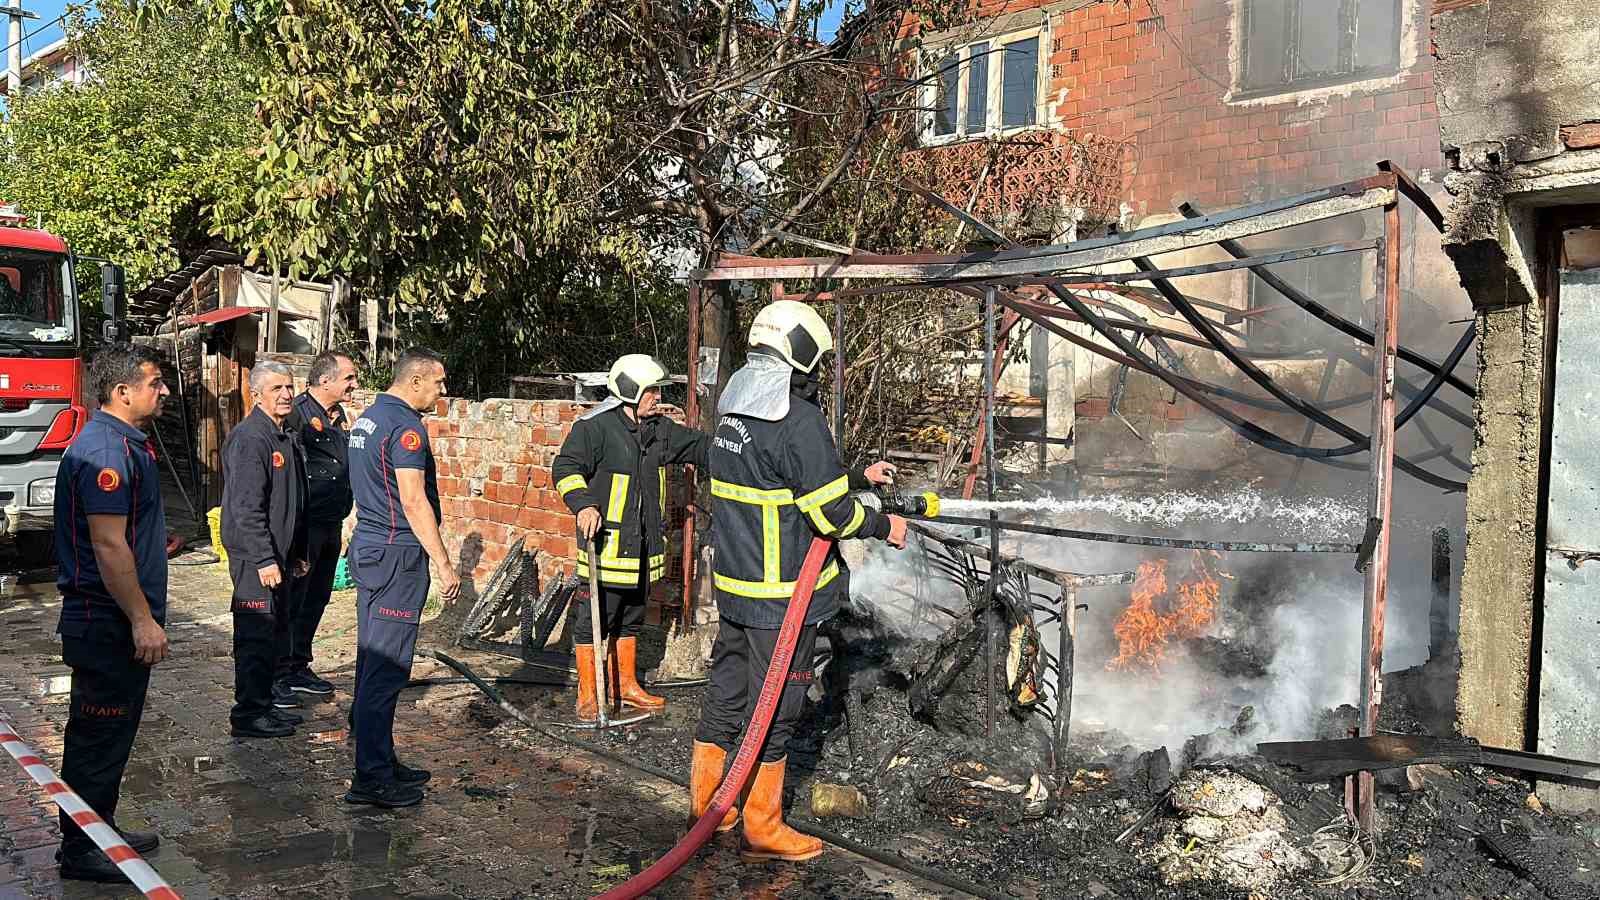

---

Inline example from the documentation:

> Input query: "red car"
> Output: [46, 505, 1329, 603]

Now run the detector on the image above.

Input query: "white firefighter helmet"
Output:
[748, 300, 833, 374]
[607, 354, 671, 404]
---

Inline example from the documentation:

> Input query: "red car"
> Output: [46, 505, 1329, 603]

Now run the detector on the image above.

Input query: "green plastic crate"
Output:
[332, 556, 353, 590]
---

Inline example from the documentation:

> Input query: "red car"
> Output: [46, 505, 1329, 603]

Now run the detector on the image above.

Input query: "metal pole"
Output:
[5, 0, 24, 97]
[1356, 203, 1401, 834]
[681, 282, 701, 630]
[1053, 585, 1076, 793]
[833, 300, 846, 441]
[983, 285, 999, 745]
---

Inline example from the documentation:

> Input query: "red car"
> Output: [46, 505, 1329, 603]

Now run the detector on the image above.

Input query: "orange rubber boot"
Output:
[739, 757, 822, 862]
[687, 741, 739, 833]
[575, 644, 598, 721]
[614, 637, 666, 711]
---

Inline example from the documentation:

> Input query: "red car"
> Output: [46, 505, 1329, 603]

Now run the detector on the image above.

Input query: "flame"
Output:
[1107, 552, 1222, 672]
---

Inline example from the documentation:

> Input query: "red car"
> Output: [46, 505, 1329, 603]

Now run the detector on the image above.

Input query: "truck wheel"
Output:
[12, 531, 53, 566]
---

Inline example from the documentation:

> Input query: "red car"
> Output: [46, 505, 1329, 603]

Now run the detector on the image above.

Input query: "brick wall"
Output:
[1045, 0, 1444, 214]
[345, 391, 690, 618]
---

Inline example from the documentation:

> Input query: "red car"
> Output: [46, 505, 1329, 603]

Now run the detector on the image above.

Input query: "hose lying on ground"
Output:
[422, 539, 1011, 900]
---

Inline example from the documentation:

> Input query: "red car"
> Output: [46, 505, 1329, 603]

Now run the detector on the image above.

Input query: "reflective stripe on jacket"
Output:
[552, 405, 708, 587]
[709, 391, 889, 628]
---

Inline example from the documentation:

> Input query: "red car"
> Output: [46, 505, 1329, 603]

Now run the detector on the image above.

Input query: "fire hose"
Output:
[593, 536, 832, 900]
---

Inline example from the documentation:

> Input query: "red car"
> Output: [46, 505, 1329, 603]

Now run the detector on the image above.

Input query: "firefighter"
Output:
[690, 300, 907, 862]
[345, 348, 459, 808]
[222, 360, 309, 738]
[276, 351, 357, 701]
[553, 354, 709, 720]
[52, 344, 169, 884]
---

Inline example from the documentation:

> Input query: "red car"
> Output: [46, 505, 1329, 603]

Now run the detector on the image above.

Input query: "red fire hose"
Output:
[595, 537, 833, 900]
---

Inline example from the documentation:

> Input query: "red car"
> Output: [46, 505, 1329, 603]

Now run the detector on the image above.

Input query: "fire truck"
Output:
[0, 206, 127, 562]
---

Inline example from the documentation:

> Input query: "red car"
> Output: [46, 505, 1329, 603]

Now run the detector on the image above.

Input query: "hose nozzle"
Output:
[877, 490, 941, 518]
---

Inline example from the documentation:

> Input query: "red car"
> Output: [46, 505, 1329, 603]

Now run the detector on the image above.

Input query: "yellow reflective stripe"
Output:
[805, 505, 839, 535]
[710, 479, 794, 505]
[839, 502, 866, 538]
[577, 548, 665, 570]
[658, 468, 667, 519]
[606, 474, 630, 523]
[763, 506, 781, 583]
[557, 474, 587, 496]
[795, 475, 849, 512]
[714, 562, 840, 599]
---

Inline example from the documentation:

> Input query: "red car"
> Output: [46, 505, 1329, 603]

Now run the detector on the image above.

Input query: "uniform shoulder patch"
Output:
[271, 450, 286, 468]
[310, 416, 324, 432]
[400, 430, 423, 451]
[96, 468, 121, 492]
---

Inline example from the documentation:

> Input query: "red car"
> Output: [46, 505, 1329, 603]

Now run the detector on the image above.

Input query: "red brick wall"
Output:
[346, 392, 691, 616]
[1048, 0, 1443, 214]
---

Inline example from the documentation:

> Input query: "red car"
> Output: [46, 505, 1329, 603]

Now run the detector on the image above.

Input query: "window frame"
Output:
[1235, 0, 1403, 101]
[921, 25, 1047, 146]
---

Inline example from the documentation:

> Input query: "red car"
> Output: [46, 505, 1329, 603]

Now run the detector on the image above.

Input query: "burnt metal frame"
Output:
[686, 163, 1457, 835]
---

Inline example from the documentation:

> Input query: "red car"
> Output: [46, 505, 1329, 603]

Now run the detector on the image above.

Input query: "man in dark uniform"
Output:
[52, 344, 170, 884]
[276, 350, 357, 700]
[345, 347, 459, 808]
[222, 360, 308, 738]
[690, 301, 907, 861]
[552, 354, 708, 720]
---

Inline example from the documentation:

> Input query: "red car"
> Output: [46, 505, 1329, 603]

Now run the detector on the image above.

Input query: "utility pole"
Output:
[4, 0, 38, 99]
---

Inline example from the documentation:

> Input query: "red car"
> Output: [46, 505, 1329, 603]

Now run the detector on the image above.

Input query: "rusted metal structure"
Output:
[682, 162, 1462, 834]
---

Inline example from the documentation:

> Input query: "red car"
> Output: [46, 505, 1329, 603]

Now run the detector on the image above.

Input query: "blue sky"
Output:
[9, 0, 70, 61]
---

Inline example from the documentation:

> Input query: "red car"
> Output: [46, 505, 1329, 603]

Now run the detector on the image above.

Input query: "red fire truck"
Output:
[0, 212, 126, 561]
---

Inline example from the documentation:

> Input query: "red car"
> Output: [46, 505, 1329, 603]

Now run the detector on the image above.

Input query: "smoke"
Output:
[847, 486, 1445, 759]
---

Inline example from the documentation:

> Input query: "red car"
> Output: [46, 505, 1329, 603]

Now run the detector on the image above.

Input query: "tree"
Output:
[0, 1, 259, 286]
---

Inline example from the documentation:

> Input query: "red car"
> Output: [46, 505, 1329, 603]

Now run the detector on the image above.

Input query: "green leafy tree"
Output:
[0, 1, 259, 286]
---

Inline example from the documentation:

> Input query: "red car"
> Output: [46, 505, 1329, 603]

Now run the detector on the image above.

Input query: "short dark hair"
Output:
[91, 343, 164, 405]
[308, 351, 352, 387]
[391, 346, 445, 387]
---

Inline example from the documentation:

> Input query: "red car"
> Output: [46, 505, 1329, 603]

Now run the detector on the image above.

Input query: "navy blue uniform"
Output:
[280, 392, 352, 681]
[221, 407, 307, 726]
[52, 411, 166, 856]
[347, 393, 437, 787]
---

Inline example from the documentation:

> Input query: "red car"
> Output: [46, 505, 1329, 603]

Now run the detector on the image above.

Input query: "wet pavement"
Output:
[0, 560, 955, 899]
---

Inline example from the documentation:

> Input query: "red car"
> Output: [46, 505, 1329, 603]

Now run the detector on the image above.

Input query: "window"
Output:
[1244, 253, 1364, 347]
[1239, 0, 1401, 96]
[924, 31, 1042, 142]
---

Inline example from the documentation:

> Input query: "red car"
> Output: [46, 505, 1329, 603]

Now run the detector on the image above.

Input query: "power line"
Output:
[2, 12, 69, 59]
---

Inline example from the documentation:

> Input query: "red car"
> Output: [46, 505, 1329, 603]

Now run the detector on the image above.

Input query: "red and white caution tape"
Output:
[0, 709, 181, 899]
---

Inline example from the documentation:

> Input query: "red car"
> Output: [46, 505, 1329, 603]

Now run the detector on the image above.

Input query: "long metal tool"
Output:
[553, 533, 647, 730]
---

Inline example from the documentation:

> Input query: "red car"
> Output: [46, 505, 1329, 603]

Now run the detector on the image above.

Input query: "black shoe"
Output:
[272, 682, 303, 709]
[269, 708, 304, 725]
[344, 780, 424, 809]
[393, 762, 431, 785]
[115, 827, 160, 854]
[59, 847, 132, 884]
[287, 669, 336, 695]
[232, 715, 295, 738]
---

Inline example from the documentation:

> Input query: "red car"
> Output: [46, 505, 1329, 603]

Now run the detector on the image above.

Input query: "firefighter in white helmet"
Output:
[688, 300, 907, 861]
[553, 354, 709, 720]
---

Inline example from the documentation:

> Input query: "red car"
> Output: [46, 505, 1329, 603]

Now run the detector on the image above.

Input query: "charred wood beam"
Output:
[1258, 734, 1600, 784]
[928, 515, 1360, 553]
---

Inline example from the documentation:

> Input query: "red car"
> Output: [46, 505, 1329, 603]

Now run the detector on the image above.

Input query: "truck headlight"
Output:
[28, 478, 54, 507]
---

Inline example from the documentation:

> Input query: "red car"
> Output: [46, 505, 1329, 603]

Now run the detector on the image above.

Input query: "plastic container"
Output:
[332, 556, 353, 590]
[206, 508, 228, 563]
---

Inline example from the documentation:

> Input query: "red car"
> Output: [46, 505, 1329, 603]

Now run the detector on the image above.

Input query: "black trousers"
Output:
[277, 522, 342, 680]
[571, 583, 647, 644]
[694, 619, 819, 763]
[58, 634, 152, 855]
[231, 588, 287, 725]
[350, 543, 428, 786]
